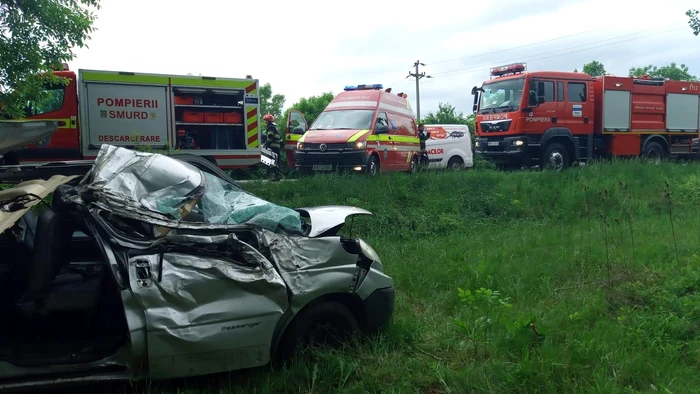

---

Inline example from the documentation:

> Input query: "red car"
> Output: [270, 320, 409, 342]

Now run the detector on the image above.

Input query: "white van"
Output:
[423, 124, 473, 170]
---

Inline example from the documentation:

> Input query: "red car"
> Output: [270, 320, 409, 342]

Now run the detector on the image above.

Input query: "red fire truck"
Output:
[1, 64, 262, 169]
[472, 63, 700, 170]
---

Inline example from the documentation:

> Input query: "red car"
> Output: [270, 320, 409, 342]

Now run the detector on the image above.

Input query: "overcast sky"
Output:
[70, 0, 700, 117]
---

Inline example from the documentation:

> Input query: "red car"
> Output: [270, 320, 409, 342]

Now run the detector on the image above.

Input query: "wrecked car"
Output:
[0, 145, 394, 391]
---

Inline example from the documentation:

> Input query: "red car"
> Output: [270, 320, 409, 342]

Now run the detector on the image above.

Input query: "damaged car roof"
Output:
[71, 145, 305, 235]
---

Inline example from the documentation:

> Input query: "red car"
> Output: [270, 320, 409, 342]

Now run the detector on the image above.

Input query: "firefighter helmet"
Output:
[263, 113, 275, 122]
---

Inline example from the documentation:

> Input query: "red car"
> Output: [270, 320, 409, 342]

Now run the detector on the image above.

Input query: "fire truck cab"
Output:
[472, 63, 700, 170]
[290, 84, 420, 175]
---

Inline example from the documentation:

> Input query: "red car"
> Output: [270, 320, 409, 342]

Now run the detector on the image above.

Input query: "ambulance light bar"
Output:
[490, 63, 527, 77]
[344, 84, 384, 91]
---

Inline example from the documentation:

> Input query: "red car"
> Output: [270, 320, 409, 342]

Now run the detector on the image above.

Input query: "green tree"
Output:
[628, 63, 697, 81]
[422, 102, 470, 125]
[0, 0, 101, 118]
[583, 60, 606, 77]
[279, 92, 334, 132]
[258, 83, 285, 121]
[688, 9, 699, 36]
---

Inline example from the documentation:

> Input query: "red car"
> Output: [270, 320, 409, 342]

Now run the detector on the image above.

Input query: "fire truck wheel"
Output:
[367, 155, 379, 176]
[642, 141, 665, 164]
[541, 142, 570, 171]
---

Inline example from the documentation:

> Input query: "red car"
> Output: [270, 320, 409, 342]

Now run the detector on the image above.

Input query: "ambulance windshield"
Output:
[310, 110, 374, 130]
[478, 77, 525, 114]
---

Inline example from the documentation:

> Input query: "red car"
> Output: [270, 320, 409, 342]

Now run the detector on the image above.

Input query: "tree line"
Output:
[575, 60, 697, 80]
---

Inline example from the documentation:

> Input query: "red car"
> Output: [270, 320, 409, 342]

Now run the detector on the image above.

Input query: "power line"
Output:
[387, 23, 676, 89]
[429, 25, 615, 65]
[431, 26, 684, 78]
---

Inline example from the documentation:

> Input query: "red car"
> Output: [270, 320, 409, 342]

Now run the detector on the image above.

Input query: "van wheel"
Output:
[367, 155, 379, 176]
[278, 300, 360, 360]
[447, 156, 464, 170]
[408, 155, 418, 174]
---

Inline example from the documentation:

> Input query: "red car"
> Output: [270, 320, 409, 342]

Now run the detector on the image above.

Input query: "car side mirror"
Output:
[375, 125, 390, 134]
[471, 86, 477, 95]
[537, 96, 545, 104]
[472, 104, 477, 112]
[293, 126, 305, 134]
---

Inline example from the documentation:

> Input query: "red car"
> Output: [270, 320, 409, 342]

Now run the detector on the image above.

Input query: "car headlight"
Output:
[346, 141, 366, 150]
[358, 239, 381, 264]
[475, 141, 480, 147]
[297, 142, 304, 150]
[513, 140, 524, 146]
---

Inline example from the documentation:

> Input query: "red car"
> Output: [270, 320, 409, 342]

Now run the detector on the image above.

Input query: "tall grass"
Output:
[93, 160, 700, 393]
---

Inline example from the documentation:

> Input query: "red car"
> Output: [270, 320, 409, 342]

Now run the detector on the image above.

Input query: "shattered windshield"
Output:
[310, 110, 374, 130]
[76, 145, 303, 235]
[196, 172, 302, 233]
[478, 77, 525, 114]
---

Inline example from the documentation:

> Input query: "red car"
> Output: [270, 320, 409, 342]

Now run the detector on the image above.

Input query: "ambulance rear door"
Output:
[79, 69, 171, 156]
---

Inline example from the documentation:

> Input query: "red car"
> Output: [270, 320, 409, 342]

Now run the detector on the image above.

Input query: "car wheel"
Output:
[367, 155, 379, 176]
[447, 156, 464, 170]
[278, 300, 360, 360]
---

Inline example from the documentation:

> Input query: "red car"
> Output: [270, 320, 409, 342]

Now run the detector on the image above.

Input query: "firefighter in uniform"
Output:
[418, 123, 431, 167]
[263, 113, 282, 181]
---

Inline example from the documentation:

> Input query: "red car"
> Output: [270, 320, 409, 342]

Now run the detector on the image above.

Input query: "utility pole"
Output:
[407, 60, 431, 122]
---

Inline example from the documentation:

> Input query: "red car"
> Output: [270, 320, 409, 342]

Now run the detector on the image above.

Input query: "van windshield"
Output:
[310, 110, 374, 130]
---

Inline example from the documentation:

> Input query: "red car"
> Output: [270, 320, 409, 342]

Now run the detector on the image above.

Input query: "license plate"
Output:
[312, 164, 333, 171]
[487, 141, 500, 146]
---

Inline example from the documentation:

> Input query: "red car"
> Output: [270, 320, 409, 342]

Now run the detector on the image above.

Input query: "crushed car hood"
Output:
[0, 175, 80, 233]
[295, 206, 372, 237]
[72, 144, 304, 235]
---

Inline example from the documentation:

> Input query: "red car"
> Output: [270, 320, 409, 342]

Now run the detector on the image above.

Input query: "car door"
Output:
[527, 78, 557, 134]
[285, 110, 308, 168]
[375, 112, 396, 170]
[125, 234, 289, 379]
[560, 80, 593, 135]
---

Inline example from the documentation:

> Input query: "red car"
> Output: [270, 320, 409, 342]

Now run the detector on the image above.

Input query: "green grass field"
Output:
[86, 161, 700, 393]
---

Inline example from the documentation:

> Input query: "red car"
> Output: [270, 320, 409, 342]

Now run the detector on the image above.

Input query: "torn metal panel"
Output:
[125, 236, 288, 379]
[0, 174, 80, 233]
[0, 120, 58, 155]
[262, 230, 359, 309]
[295, 206, 372, 237]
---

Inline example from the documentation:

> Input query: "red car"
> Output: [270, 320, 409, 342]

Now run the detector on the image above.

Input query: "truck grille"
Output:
[295, 151, 365, 166]
[303, 143, 347, 151]
[479, 120, 512, 133]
